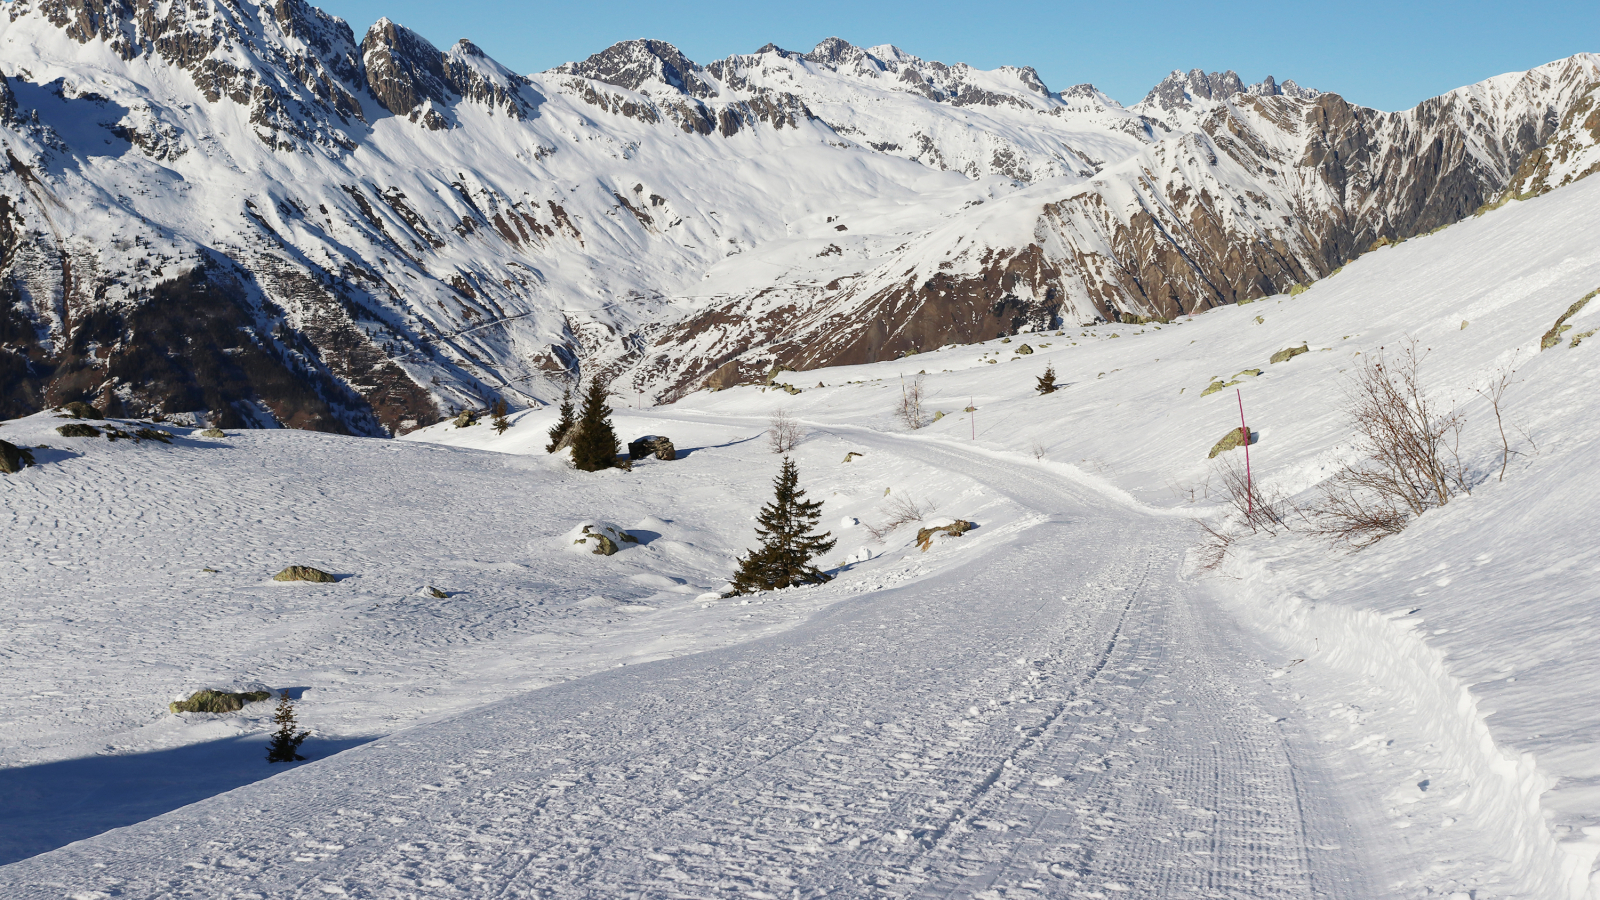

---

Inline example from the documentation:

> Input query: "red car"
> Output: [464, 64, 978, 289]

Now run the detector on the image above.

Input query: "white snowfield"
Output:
[3, 176, 1600, 897]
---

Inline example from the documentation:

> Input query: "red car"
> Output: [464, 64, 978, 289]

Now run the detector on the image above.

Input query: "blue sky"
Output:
[318, 0, 1598, 110]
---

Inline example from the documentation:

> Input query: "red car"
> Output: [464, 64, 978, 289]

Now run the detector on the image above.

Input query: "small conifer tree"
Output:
[568, 379, 620, 471]
[266, 692, 309, 763]
[1035, 364, 1058, 395]
[490, 399, 510, 434]
[730, 458, 836, 593]
[545, 388, 575, 453]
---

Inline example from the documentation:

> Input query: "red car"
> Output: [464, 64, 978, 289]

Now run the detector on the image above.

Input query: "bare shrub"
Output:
[1310, 340, 1469, 547]
[1212, 454, 1292, 535]
[769, 408, 803, 454]
[1193, 518, 1236, 571]
[865, 494, 936, 543]
[1474, 359, 1527, 482]
[897, 374, 928, 430]
[1030, 439, 1048, 460]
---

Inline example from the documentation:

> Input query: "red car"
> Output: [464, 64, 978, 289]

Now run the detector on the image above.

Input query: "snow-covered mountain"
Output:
[0, 0, 1596, 432]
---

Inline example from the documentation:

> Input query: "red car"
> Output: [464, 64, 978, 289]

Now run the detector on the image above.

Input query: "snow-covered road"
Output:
[2, 434, 1377, 898]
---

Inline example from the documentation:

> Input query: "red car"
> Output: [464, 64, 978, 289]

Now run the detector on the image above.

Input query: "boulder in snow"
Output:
[62, 401, 104, 420]
[273, 565, 337, 583]
[1208, 427, 1256, 459]
[565, 521, 639, 556]
[916, 519, 973, 551]
[628, 435, 677, 461]
[169, 688, 274, 714]
[0, 439, 34, 474]
[1270, 343, 1310, 364]
[56, 423, 101, 438]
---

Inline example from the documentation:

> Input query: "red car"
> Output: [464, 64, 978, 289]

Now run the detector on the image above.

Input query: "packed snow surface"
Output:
[3, 177, 1600, 896]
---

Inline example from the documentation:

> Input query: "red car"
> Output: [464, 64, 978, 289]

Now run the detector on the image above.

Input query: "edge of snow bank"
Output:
[1216, 550, 1600, 899]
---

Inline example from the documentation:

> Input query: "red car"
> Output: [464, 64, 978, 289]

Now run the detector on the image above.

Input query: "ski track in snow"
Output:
[0, 434, 1380, 898]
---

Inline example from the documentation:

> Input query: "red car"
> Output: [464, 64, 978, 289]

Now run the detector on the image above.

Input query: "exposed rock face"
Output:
[361, 18, 449, 127]
[557, 39, 718, 100]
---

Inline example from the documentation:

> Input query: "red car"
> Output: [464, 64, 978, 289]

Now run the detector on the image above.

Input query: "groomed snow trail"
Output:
[1, 439, 1374, 898]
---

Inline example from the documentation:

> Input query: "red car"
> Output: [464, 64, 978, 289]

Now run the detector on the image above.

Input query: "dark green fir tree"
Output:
[545, 388, 576, 453]
[490, 399, 511, 434]
[568, 379, 620, 471]
[1035, 363, 1058, 395]
[265, 692, 309, 763]
[730, 457, 836, 593]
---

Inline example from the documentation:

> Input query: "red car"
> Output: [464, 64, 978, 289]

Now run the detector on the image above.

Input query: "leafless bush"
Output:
[865, 494, 936, 543]
[897, 374, 928, 430]
[1030, 439, 1048, 460]
[1305, 476, 1410, 549]
[1193, 518, 1236, 571]
[1474, 359, 1528, 482]
[768, 408, 803, 454]
[1212, 454, 1292, 535]
[1310, 340, 1470, 548]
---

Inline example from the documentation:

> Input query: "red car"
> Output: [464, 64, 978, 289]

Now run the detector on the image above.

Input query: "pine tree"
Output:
[568, 379, 620, 471]
[1035, 363, 1058, 395]
[266, 692, 309, 763]
[545, 388, 575, 453]
[730, 457, 836, 593]
[490, 399, 510, 434]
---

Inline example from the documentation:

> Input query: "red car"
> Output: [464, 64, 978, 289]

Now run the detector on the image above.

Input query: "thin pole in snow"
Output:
[1237, 388, 1252, 521]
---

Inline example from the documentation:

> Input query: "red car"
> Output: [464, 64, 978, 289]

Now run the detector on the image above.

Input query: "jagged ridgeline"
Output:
[0, 0, 1596, 428]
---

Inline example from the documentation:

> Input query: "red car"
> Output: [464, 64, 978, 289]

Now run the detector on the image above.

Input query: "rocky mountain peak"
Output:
[1141, 67, 1320, 112]
[554, 39, 717, 99]
[362, 18, 450, 126]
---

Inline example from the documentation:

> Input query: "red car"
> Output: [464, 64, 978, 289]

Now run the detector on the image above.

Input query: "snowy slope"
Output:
[4, 170, 1600, 896]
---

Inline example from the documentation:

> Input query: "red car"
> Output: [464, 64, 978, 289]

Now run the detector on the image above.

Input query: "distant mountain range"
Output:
[1, 0, 1595, 432]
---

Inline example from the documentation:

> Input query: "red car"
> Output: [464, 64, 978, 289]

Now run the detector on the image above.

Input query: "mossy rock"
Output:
[778, 383, 802, 395]
[1460, 320, 1469, 330]
[1014, 344, 1034, 355]
[1234, 368, 1262, 379]
[932, 411, 945, 422]
[842, 451, 864, 463]
[170, 689, 274, 715]
[763, 364, 795, 386]
[1208, 427, 1255, 459]
[574, 523, 637, 556]
[452, 409, 480, 428]
[1000, 337, 1011, 343]
[63, 401, 104, 420]
[1573, 329, 1597, 348]
[1542, 289, 1597, 349]
[200, 427, 227, 438]
[427, 586, 449, 599]
[1270, 343, 1310, 364]
[1200, 379, 1235, 397]
[1288, 283, 1309, 296]
[56, 423, 101, 438]
[273, 565, 337, 583]
[0, 439, 34, 475]
[916, 520, 973, 551]
[134, 427, 173, 444]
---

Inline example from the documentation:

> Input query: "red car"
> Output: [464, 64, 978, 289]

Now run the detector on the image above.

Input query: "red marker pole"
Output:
[1237, 388, 1252, 521]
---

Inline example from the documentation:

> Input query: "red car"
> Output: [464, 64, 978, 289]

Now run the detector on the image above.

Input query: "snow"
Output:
[4, 121, 1600, 898]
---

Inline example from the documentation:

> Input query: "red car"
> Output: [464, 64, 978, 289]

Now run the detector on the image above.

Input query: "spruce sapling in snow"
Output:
[1035, 364, 1058, 395]
[730, 457, 836, 593]
[569, 379, 620, 471]
[490, 399, 510, 434]
[545, 388, 575, 453]
[266, 692, 309, 763]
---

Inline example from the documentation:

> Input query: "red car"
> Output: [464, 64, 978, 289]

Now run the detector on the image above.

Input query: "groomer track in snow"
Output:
[1, 433, 1382, 898]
